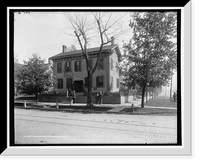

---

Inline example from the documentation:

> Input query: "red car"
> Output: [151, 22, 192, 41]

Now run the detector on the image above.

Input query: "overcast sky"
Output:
[14, 12, 132, 64]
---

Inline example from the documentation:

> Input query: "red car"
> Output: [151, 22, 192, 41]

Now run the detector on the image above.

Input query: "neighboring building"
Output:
[49, 42, 121, 94]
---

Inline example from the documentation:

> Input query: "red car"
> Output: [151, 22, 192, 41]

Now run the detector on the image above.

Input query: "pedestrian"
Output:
[175, 91, 177, 102]
[99, 91, 103, 104]
[96, 92, 99, 104]
[173, 92, 177, 102]
[66, 89, 69, 98]
[72, 90, 76, 103]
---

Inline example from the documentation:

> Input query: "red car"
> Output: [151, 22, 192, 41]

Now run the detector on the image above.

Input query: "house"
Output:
[49, 41, 122, 95]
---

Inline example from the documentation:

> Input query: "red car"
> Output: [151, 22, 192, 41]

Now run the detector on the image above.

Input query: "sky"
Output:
[14, 12, 133, 64]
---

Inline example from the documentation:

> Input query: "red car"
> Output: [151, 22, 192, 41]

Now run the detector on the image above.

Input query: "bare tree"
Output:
[64, 12, 127, 107]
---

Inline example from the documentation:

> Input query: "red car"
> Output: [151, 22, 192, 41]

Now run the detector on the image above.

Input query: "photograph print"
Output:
[12, 9, 180, 146]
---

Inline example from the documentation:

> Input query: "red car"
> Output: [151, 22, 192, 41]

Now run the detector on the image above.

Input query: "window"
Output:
[98, 58, 104, 70]
[96, 76, 104, 87]
[75, 60, 81, 72]
[57, 79, 63, 89]
[66, 78, 73, 90]
[110, 58, 113, 70]
[117, 78, 119, 88]
[65, 61, 71, 72]
[85, 76, 92, 88]
[57, 63, 62, 73]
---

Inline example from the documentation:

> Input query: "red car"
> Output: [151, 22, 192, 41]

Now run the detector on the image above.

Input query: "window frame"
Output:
[96, 75, 104, 88]
[57, 78, 63, 89]
[75, 60, 82, 72]
[57, 62, 62, 73]
[65, 61, 71, 72]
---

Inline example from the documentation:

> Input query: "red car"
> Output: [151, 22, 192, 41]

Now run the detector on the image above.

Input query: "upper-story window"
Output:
[57, 62, 62, 73]
[98, 57, 104, 70]
[64, 61, 71, 72]
[96, 76, 104, 88]
[75, 60, 82, 72]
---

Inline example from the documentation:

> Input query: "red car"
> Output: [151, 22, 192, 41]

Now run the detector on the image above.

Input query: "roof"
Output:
[49, 44, 121, 60]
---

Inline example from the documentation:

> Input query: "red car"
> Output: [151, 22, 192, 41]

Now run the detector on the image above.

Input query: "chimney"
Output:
[111, 36, 115, 45]
[62, 45, 67, 53]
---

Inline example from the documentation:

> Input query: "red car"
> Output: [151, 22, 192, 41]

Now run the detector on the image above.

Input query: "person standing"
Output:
[96, 92, 99, 104]
[72, 90, 76, 103]
[99, 91, 103, 105]
[66, 89, 69, 98]
[173, 92, 177, 102]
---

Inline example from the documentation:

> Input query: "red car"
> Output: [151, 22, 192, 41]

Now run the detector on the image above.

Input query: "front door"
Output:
[73, 80, 83, 93]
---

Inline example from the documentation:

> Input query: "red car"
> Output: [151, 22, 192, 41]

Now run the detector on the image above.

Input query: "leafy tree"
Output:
[17, 54, 54, 103]
[123, 12, 177, 108]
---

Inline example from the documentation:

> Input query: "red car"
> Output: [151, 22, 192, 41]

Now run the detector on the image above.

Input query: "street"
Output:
[15, 108, 177, 144]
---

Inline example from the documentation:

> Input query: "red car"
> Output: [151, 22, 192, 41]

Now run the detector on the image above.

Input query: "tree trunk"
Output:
[87, 72, 93, 107]
[141, 86, 146, 108]
[146, 90, 148, 102]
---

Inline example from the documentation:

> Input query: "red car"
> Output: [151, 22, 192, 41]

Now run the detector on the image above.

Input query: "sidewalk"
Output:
[144, 96, 177, 109]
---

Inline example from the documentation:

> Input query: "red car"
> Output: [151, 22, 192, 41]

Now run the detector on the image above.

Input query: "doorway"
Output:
[73, 80, 83, 93]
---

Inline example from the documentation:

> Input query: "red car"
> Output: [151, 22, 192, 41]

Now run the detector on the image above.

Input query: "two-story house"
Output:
[49, 41, 121, 96]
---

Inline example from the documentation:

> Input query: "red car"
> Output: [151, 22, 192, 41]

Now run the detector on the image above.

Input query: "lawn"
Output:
[119, 107, 177, 116]
[144, 96, 177, 108]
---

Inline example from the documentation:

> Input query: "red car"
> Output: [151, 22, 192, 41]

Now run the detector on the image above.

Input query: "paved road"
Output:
[15, 108, 177, 144]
